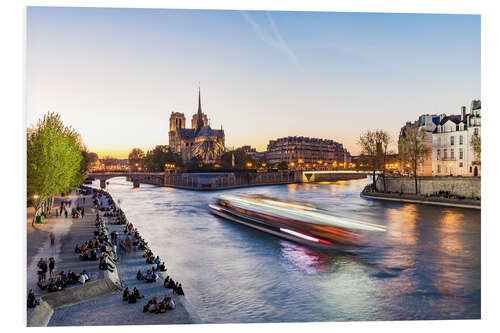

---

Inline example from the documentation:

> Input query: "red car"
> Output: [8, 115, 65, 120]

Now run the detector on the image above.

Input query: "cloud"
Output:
[240, 11, 302, 71]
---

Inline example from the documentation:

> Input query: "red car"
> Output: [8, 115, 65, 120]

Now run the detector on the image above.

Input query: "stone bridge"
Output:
[87, 172, 165, 188]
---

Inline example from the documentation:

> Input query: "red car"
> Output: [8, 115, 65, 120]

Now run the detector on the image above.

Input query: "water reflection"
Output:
[99, 177, 480, 322]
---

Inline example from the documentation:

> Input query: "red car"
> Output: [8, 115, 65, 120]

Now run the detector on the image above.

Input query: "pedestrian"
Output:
[50, 232, 55, 246]
[81, 207, 85, 217]
[64, 209, 68, 218]
[40, 259, 48, 282]
[49, 257, 55, 279]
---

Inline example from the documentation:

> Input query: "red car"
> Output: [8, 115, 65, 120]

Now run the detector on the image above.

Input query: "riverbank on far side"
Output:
[361, 190, 481, 210]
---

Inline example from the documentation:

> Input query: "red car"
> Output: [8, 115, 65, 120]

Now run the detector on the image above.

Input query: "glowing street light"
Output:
[246, 162, 253, 168]
[33, 194, 39, 200]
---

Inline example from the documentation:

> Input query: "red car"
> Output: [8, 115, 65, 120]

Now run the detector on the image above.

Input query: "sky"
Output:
[26, 7, 480, 158]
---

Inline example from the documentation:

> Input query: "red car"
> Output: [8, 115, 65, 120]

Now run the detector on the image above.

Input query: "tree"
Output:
[143, 145, 182, 172]
[377, 131, 392, 192]
[277, 161, 288, 171]
[27, 112, 84, 224]
[358, 129, 388, 188]
[399, 126, 431, 194]
[221, 149, 254, 170]
[470, 132, 481, 163]
[128, 148, 145, 171]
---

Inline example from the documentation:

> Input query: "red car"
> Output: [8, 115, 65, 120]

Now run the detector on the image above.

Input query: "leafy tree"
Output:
[185, 155, 203, 170]
[358, 129, 389, 188]
[80, 150, 98, 176]
[220, 149, 254, 169]
[128, 148, 145, 171]
[27, 112, 84, 224]
[399, 126, 431, 194]
[277, 161, 288, 171]
[470, 132, 481, 163]
[143, 145, 182, 172]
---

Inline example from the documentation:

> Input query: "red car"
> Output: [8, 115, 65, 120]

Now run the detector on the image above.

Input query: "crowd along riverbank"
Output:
[27, 186, 198, 326]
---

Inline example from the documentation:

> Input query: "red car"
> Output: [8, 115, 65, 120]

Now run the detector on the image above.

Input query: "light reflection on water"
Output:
[98, 177, 480, 322]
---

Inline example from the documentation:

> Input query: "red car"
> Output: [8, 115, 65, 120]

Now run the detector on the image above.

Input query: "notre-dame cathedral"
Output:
[168, 88, 226, 164]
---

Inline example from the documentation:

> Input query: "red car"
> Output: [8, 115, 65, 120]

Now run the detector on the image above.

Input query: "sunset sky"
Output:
[26, 7, 480, 158]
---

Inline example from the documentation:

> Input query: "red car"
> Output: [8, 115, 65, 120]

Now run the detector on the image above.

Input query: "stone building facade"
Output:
[266, 136, 351, 167]
[168, 88, 226, 164]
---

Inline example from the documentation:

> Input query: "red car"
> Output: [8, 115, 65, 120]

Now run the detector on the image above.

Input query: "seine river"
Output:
[99, 177, 480, 323]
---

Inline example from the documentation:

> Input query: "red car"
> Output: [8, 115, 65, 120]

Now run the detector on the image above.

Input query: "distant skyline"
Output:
[27, 7, 480, 158]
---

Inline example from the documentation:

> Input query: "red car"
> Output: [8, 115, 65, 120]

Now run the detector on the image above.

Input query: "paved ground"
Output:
[27, 192, 108, 318]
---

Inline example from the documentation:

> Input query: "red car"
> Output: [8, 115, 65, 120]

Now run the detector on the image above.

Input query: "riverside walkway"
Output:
[48, 218, 197, 326]
[27, 192, 116, 324]
[27, 188, 197, 326]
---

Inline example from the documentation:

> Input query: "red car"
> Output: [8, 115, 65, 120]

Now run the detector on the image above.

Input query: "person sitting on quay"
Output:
[167, 278, 175, 289]
[78, 271, 88, 284]
[137, 270, 144, 281]
[80, 250, 89, 261]
[83, 270, 91, 281]
[176, 283, 184, 296]
[54, 275, 67, 290]
[157, 299, 168, 313]
[27, 289, 40, 308]
[47, 279, 59, 292]
[37, 280, 47, 291]
[166, 296, 176, 310]
[158, 262, 167, 272]
[67, 270, 79, 284]
[98, 255, 114, 272]
[133, 287, 144, 300]
[163, 275, 170, 288]
[90, 249, 98, 261]
[128, 291, 137, 304]
[122, 287, 130, 301]
[154, 256, 161, 265]
[144, 297, 159, 313]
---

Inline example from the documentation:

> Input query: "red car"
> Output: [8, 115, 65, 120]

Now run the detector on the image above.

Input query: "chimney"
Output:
[461, 106, 466, 121]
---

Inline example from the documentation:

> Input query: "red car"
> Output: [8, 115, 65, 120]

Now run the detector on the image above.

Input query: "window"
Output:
[474, 128, 479, 135]
[451, 136, 454, 145]
[470, 166, 473, 173]
[437, 149, 441, 160]
[459, 148, 463, 160]
[438, 165, 441, 173]
[459, 162, 463, 168]
[444, 149, 448, 159]
[451, 149, 455, 160]
[459, 135, 463, 145]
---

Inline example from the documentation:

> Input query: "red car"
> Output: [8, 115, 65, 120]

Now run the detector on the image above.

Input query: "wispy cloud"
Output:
[240, 11, 302, 71]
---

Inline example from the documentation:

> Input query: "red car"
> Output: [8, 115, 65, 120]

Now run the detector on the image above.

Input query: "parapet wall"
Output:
[376, 176, 481, 198]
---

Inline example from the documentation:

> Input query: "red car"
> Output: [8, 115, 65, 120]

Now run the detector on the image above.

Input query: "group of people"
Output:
[122, 287, 145, 304]
[37, 269, 91, 292]
[143, 295, 176, 313]
[36, 257, 54, 282]
[163, 276, 184, 296]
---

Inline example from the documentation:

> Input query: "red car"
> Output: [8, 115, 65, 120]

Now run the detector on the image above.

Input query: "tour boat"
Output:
[209, 194, 386, 249]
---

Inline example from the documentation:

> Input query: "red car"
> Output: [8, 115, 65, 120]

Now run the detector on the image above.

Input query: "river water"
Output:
[98, 177, 480, 323]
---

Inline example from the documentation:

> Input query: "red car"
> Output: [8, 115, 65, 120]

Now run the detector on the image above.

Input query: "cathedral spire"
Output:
[196, 85, 204, 132]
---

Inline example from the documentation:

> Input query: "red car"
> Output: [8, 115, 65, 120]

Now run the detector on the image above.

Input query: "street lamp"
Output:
[33, 194, 39, 200]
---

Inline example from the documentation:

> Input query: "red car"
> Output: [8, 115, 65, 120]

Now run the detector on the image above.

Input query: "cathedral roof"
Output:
[178, 128, 196, 139]
[196, 126, 224, 138]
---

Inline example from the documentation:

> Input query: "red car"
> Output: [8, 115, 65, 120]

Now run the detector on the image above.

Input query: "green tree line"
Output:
[27, 112, 93, 224]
